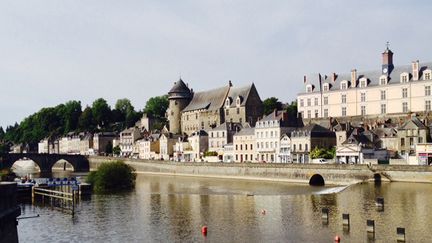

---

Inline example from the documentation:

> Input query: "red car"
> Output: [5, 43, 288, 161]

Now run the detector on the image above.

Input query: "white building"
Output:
[120, 127, 143, 157]
[233, 126, 255, 162]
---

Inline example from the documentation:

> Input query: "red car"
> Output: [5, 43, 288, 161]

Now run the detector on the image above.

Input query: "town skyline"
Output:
[2, 1, 432, 128]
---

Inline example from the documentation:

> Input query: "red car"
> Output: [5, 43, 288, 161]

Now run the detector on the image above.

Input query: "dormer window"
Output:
[323, 83, 330, 91]
[340, 81, 348, 90]
[306, 84, 313, 93]
[359, 78, 368, 88]
[379, 75, 387, 85]
[236, 96, 242, 107]
[225, 98, 231, 108]
[400, 72, 409, 83]
[424, 69, 432, 80]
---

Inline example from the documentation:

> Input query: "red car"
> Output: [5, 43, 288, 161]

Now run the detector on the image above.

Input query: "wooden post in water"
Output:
[396, 227, 406, 242]
[367, 220, 375, 239]
[376, 197, 384, 211]
[321, 208, 329, 225]
[342, 214, 350, 232]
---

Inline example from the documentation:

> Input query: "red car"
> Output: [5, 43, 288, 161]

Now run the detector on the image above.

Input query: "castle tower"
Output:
[167, 79, 192, 134]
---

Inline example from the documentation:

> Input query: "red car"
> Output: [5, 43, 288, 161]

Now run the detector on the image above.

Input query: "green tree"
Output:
[79, 106, 95, 131]
[310, 147, 335, 159]
[112, 145, 121, 156]
[285, 101, 298, 118]
[62, 100, 82, 134]
[92, 98, 111, 129]
[263, 97, 283, 115]
[86, 161, 136, 193]
[0, 126, 5, 140]
[143, 95, 168, 120]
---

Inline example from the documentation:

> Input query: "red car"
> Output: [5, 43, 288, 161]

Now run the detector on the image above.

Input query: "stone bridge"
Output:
[0, 153, 90, 174]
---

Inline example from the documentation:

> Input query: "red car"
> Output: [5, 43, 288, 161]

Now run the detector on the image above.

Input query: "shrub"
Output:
[86, 161, 136, 193]
[204, 151, 218, 157]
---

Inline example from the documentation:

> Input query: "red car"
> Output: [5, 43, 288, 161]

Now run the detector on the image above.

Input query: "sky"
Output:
[1, 0, 432, 128]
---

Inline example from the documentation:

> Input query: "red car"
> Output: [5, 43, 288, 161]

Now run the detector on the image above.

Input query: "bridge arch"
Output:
[52, 159, 75, 171]
[309, 174, 325, 186]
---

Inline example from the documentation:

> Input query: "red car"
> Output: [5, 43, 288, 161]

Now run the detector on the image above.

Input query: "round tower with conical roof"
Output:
[167, 79, 193, 134]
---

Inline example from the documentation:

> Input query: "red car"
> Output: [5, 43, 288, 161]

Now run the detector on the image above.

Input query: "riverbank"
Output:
[89, 157, 398, 185]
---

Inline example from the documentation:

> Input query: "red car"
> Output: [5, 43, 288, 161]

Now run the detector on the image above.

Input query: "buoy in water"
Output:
[334, 235, 341, 242]
[201, 226, 208, 236]
[261, 209, 266, 215]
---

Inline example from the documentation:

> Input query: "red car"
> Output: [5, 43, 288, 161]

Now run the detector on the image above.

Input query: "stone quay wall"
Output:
[0, 182, 21, 243]
[88, 157, 432, 185]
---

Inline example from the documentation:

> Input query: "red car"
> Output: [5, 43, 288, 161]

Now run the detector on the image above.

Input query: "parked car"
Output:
[312, 158, 328, 164]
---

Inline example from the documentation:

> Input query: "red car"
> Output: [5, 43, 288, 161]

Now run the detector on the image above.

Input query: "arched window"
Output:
[236, 96, 242, 106]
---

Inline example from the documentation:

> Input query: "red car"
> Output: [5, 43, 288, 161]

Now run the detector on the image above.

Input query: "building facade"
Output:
[298, 47, 432, 119]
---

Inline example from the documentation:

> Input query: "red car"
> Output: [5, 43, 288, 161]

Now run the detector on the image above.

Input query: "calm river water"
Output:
[17, 173, 432, 242]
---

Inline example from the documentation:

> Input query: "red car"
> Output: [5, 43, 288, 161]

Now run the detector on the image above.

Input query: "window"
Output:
[381, 90, 386, 100]
[425, 72, 431, 80]
[307, 99, 311, 106]
[315, 110, 318, 118]
[324, 109, 328, 118]
[419, 137, 423, 143]
[305, 144, 308, 152]
[314, 98, 318, 106]
[381, 104, 386, 114]
[401, 138, 405, 146]
[341, 94, 346, 104]
[250, 144, 253, 150]
[307, 110, 311, 118]
[239, 118, 242, 123]
[426, 100, 431, 111]
[360, 79, 367, 88]
[403, 102, 408, 113]
[236, 107, 240, 114]
[300, 99, 304, 107]
[361, 93, 366, 102]
[306, 85, 312, 93]
[341, 82, 347, 90]
[342, 107, 347, 116]
[323, 84, 329, 91]
[299, 144, 302, 151]
[380, 77, 387, 85]
[323, 96, 328, 105]
[293, 144, 296, 152]
[361, 106, 366, 116]
[402, 88, 408, 98]
[226, 109, 229, 115]
[401, 74, 408, 83]
[425, 86, 431, 96]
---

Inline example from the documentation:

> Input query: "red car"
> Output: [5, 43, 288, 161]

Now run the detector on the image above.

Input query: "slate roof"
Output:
[234, 127, 255, 136]
[182, 85, 230, 112]
[225, 84, 254, 108]
[399, 117, 428, 130]
[292, 124, 335, 138]
[168, 79, 192, 99]
[299, 60, 432, 94]
[260, 110, 287, 122]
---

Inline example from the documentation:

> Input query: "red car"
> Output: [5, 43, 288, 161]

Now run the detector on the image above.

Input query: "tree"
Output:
[112, 145, 121, 156]
[285, 101, 298, 118]
[62, 100, 82, 134]
[0, 126, 4, 140]
[143, 95, 169, 120]
[79, 106, 95, 131]
[310, 147, 335, 159]
[263, 97, 283, 115]
[92, 98, 111, 129]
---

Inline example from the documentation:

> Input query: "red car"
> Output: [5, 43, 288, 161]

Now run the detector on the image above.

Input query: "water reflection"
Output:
[18, 174, 432, 242]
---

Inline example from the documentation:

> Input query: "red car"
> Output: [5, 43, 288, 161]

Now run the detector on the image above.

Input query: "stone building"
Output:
[291, 124, 336, 163]
[298, 45, 432, 119]
[233, 125, 255, 163]
[167, 79, 263, 136]
[255, 110, 297, 163]
[93, 132, 118, 155]
[208, 122, 242, 159]
[397, 117, 429, 157]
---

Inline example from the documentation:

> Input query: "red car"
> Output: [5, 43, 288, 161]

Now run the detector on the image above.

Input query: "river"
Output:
[16, 173, 432, 242]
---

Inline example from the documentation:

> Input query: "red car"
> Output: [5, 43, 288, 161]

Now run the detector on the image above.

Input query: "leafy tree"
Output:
[112, 145, 121, 156]
[143, 95, 168, 120]
[0, 127, 4, 140]
[79, 106, 95, 131]
[0, 143, 10, 153]
[285, 101, 298, 118]
[62, 101, 82, 134]
[86, 161, 136, 193]
[310, 147, 335, 159]
[92, 98, 111, 129]
[263, 97, 283, 115]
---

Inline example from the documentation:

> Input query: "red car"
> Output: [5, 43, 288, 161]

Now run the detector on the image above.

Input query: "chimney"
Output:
[331, 73, 337, 82]
[351, 69, 357, 87]
[273, 109, 277, 118]
[412, 60, 419, 81]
